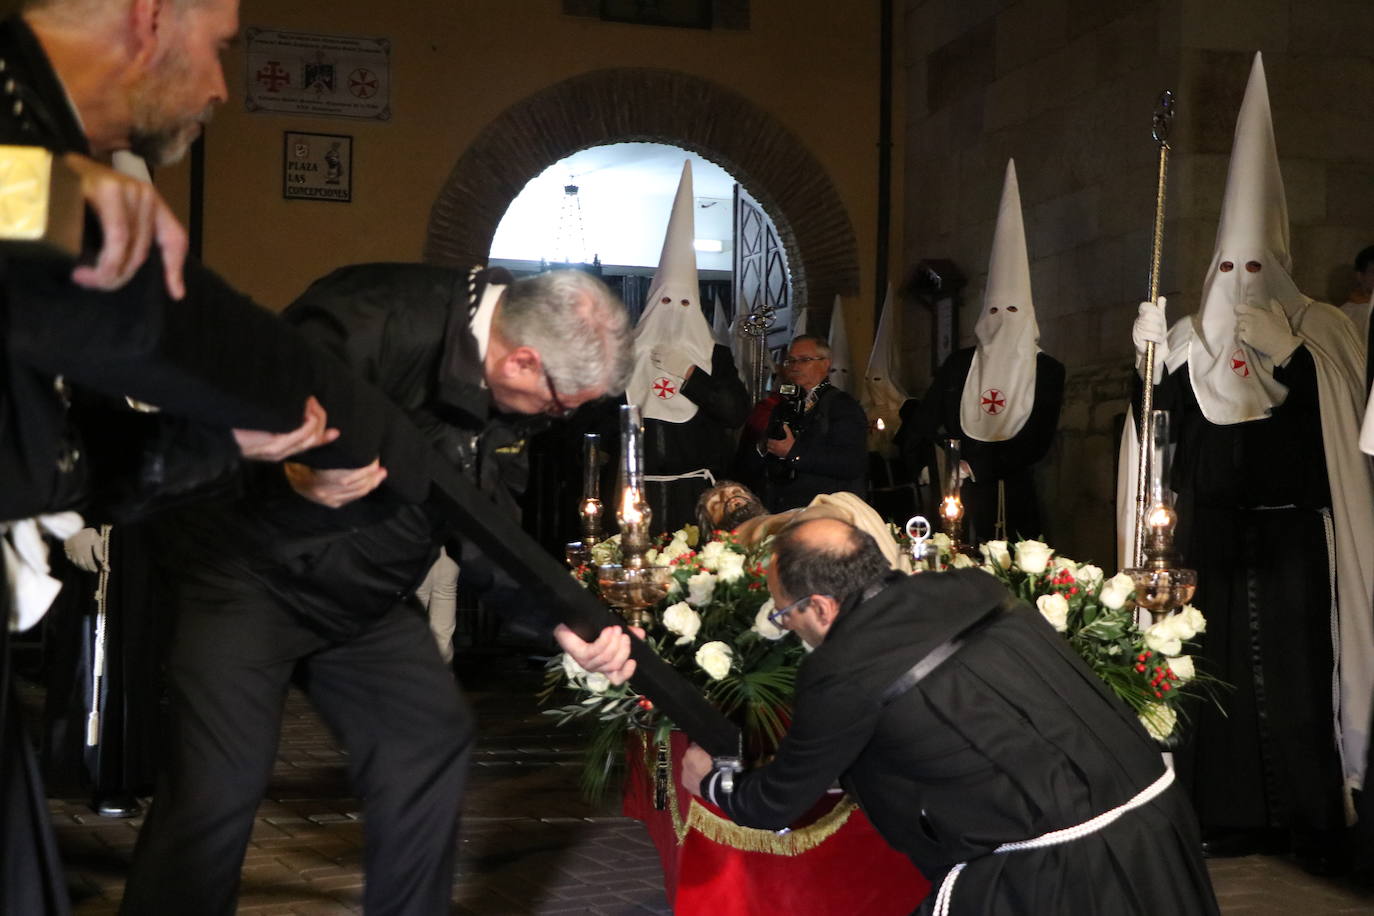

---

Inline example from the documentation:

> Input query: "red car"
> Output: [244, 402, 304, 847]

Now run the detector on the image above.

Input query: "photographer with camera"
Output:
[737, 335, 868, 512]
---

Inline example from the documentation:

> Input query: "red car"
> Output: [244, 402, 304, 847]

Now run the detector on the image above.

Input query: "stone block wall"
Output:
[899, 0, 1374, 563]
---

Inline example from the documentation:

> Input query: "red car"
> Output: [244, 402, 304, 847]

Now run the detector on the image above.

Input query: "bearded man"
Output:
[1, 3, 342, 912]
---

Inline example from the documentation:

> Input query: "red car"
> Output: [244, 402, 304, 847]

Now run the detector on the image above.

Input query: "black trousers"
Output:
[2, 589, 70, 916]
[119, 564, 474, 915]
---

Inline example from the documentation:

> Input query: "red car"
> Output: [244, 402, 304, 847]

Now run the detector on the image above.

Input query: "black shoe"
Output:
[92, 793, 142, 819]
[1200, 828, 1287, 858]
[1292, 829, 1352, 877]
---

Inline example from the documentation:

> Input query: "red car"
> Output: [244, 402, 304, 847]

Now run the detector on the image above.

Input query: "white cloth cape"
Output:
[1118, 303, 1374, 798]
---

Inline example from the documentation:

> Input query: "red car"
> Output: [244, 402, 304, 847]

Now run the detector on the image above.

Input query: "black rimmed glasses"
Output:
[542, 368, 577, 419]
[781, 356, 826, 367]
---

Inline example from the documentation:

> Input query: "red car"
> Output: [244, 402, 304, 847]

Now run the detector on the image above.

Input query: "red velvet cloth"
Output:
[623, 732, 930, 915]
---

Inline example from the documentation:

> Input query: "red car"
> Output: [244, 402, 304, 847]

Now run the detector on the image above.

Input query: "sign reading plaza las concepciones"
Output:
[283, 132, 353, 203]
[245, 27, 391, 121]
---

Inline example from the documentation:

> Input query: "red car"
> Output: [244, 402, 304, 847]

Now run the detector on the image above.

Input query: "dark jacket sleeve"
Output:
[790, 390, 868, 481]
[900, 350, 967, 483]
[680, 345, 750, 430]
[700, 674, 879, 830]
[6, 255, 315, 432]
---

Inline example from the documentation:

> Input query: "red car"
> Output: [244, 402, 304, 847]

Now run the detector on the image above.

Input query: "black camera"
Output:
[767, 384, 806, 439]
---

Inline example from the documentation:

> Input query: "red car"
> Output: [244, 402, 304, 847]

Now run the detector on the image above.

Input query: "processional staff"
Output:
[1132, 91, 1175, 568]
[1126, 90, 1197, 625]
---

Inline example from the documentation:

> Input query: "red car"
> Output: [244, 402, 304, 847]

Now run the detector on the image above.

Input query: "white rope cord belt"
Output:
[931, 766, 1175, 916]
[643, 469, 716, 485]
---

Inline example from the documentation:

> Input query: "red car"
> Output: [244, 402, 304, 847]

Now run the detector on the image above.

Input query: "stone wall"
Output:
[899, 0, 1374, 563]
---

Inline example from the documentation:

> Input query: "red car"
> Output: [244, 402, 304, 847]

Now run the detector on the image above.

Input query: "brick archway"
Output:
[423, 68, 860, 310]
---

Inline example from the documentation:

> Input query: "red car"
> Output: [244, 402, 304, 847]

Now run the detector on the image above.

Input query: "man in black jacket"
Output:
[737, 335, 868, 512]
[2, 3, 341, 913]
[679, 519, 1219, 915]
[120, 265, 634, 916]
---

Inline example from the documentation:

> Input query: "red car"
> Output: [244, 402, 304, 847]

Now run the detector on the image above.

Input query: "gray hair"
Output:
[790, 334, 831, 358]
[496, 270, 632, 396]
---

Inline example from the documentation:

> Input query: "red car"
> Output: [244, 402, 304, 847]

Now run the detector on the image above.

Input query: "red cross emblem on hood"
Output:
[1230, 349, 1250, 378]
[980, 389, 1006, 415]
[653, 377, 677, 399]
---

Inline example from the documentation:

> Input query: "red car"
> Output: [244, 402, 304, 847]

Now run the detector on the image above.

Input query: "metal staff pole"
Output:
[1133, 91, 1175, 568]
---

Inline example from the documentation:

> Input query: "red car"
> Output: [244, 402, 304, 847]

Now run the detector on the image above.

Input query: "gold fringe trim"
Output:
[681, 794, 857, 855]
[640, 733, 857, 856]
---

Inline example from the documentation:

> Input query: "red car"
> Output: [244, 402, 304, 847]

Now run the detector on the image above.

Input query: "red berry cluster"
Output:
[1133, 650, 1178, 698]
[1049, 567, 1078, 596]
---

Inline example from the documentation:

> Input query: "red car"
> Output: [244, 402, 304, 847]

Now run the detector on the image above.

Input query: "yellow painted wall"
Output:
[154, 0, 892, 349]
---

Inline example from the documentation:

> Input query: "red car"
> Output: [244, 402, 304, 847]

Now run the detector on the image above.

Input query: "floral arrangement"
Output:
[973, 537, 1214, 743]
[548, 523, 1214, 798]
[544, 525, 805, 798]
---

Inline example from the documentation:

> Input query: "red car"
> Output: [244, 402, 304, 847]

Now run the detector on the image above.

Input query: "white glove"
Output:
[63, 527, 104, 574]
[1235, 303, 1300, 365]
[650, 345, 695, 380]
[1132, 297, 1169, 384]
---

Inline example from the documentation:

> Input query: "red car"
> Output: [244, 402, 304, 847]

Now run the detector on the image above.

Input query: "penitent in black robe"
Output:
[1148, 349, 1346, 837]
[902, 348, 1064, 545]
[703, 570, 1219, 915]
[642, 344, 749, 533]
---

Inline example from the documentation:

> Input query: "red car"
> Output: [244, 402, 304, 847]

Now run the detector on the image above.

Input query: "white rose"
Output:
[697, 539, 727, 570]
[1036, 593, 1070, 632]
[585, 672, 611, 694]
[1015, 540, 1054, 575]
[1179, 604, 1206, 636]
[930, 532, 953, 552]
[950, 552, 977, 569]
[695, 641, 734, 680]
[980, 540, 1011, 569]
[660, 533, 692, 565]
[643, 548, 661, 565]
[1169, 655, 1195, 682]
[1143, 620, 1183, 657]
[715, 551, 747, 583]
[686, 571, 718, 607]
[1051, 555, 1078, 576]
[662, 601, 702, 645]
[751, 600, 786, 640]
[1099, 572, 1135, 610]
[589, 537, 622, 567]
[1162, 610, 1197, 643]
[561, 652, 589, 683]
[1138, 703, 1178, 742]
[1075, 564, 1104, 591]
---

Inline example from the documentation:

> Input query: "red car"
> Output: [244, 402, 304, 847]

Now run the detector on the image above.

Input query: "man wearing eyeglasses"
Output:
[120, 265, 633, 915]
[671, 518, 1219, 915]
[738, 334, 868, 512]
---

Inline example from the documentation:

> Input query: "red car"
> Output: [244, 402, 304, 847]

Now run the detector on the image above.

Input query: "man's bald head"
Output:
[770, 517, 889, 608]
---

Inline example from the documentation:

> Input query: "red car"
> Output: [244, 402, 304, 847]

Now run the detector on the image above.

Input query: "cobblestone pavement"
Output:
[34, 650, 1374, 914]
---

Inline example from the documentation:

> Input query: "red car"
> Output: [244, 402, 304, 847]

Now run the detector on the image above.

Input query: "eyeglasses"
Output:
[542, 368, 577, 419]
[781, 356, 827, 366]
[768, 594, 818, 625]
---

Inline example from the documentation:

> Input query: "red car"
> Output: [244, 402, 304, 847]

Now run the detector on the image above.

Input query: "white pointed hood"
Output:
[961, 159, 1041, 441]
[828, 294, 852, 392]
[711, 293, 730, 347]
[791, 307, 809, 340]
[629, 161, 716, 422]
[861, 285, 908, 452]
[1181, 52, 1307, 425]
